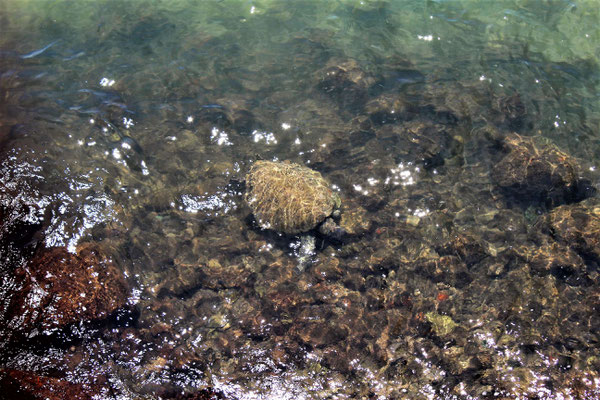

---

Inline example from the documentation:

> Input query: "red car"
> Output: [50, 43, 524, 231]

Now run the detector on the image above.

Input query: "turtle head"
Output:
[331, 192, 342, 218]
[318, 217, 346, 240]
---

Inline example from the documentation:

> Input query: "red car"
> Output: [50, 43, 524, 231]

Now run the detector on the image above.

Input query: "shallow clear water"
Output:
[1, 1, 599, 399]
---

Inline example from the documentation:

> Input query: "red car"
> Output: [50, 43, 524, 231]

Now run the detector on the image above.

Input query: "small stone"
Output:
[339, 206, 371, 235]
[406, 215, 420, 227]
[425, 312, 458, 336]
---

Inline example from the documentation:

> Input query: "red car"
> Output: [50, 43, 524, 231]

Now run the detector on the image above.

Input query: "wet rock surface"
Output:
[4, 244, 129, 336]
[1, 2, 600, 399]
[0, 369, 102, 400]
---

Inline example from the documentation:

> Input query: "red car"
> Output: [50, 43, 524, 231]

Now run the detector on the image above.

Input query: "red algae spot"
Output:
[436, 291, 449, 302]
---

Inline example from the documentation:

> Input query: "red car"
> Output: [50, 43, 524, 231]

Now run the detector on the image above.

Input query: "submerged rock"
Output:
[493, 92, 529, 131]
[339, 205, 371, 236]
[425, 311, 458, 337]
[491, 133, 580, 206]
[374, 119, 461, 171]
[214, 98, 264, 136]
[516, 241, 585, 283]
[544, 198, 600, 262]
[5, 243, 129, 335]
[365, 94, 415, 125]
[316, 59, 375, 112]
[245, 160, 341, 236]
[0, 368, 103, 400]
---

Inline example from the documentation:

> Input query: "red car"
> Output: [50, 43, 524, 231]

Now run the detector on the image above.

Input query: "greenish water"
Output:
[1, 1, 599, 399]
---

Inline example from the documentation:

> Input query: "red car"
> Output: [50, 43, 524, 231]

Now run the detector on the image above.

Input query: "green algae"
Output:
[425, 312, 458, 337]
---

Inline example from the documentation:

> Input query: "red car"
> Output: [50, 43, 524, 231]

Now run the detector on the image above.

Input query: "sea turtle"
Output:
[245, 160, 344, 267]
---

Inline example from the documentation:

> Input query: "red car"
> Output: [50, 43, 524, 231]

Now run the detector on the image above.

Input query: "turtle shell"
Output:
[245, 160, 340, 234]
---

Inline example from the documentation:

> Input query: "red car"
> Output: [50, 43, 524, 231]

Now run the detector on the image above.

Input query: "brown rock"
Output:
[5, 243, 128, 335]
[493, 92, 528, 131]
[0, 368, 102, 400]
[365, 94, 415, 124]
[545, 198, 600, 262]
[316, 59, 375, 111]
[517, 241, 584, 278]
[491, 133, 579, 206]
[339, 205, 371, 236]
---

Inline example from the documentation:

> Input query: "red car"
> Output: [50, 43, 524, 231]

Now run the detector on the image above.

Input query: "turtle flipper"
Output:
[296, 234, 316, 271]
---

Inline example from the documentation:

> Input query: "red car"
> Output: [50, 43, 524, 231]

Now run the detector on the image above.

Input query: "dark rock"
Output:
[493, 92, 529, 131]
[544, 198, 600, 263]
[491, 133, 580, 207]
[5, 243, 129, 335]
[365, 94, 416, 125]
[376, 120, 462, 170]
[516, 241, 584, 279]
[315, 59, 376, 112]
[435, 233, 488, 267]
